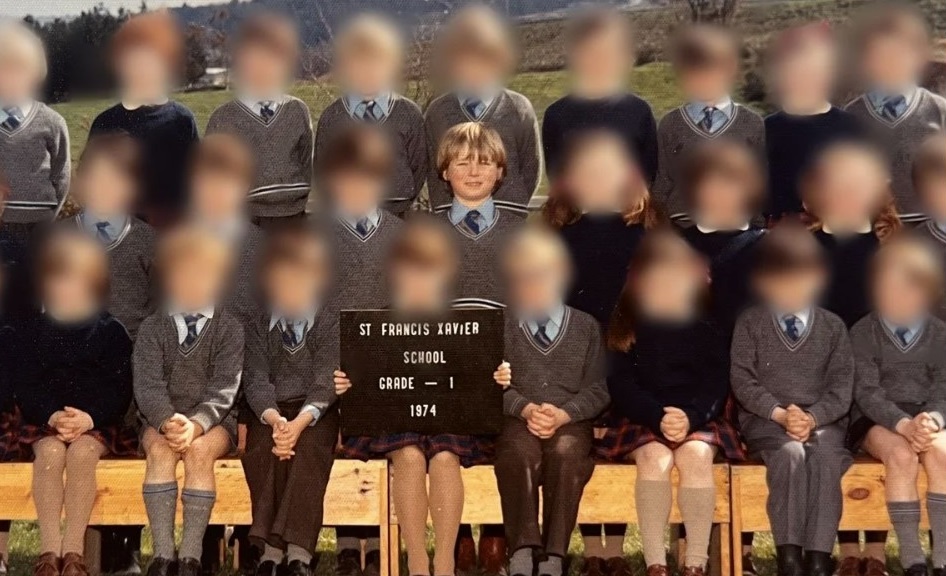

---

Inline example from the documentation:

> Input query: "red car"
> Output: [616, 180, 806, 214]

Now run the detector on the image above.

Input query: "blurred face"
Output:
[45, 243, 104, 319]
[452, 54, 503, 94]
[191, 172, 247, 222]
[756, 269, 825, 313]
[506, 241, 568, 316]
[393, 262, 452, 313]
[680, 61, 737, 103]
[921, 178, 946, 221]
[165, 252, 229, 311]
[694, 172, 751, 225]
[236, 45, 293, 97]
[570, 28, 630, 90]
[266, 244, 329, 317]
[637, 254, 706, 320]
[117, 46, 172, 101]
[79, 156, 136, 216]
[775, 36, 836, 110]
[564, 139, 634, 213]
[874, 256, 932, 325]
[329, 169, 385, 217]
[0, 56, 38, 103]
[863, 33, 927, 89]
[811, 150, 889, 231]
[340, 51, 399, 97]
[444, 150, 503, 205]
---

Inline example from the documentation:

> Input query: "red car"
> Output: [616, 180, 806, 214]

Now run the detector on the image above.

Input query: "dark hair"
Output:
[565, 7, 632, 52]
[235, 12, 300, 63]
[190, 133, 256, 187]
[753, 222, 825, 278]
[111, 10, 183, 71]
[682, 139, 765, 213]
[670, 24, 740, 72]
[388, 215, 458, 276]
[78, 132, 143, 191]
[37, 229, 111, 302]
[318, 124, 393, 179]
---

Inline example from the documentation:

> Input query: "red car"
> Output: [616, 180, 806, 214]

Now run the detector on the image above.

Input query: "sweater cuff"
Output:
[507, 395, 529, 419]
[561, 401, 583, 423]
[931, 411, 945, 431]
[190, 412, 215, 435]
[301, 405, 321, 426]
[881, 410, 913, 433]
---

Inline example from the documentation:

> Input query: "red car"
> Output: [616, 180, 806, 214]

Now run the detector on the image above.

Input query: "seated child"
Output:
[242, 225, 339, 576]
[0, 217, 13, 573]
[68, 133, 157, 339]
[206, 13, 313, 228]
[426, 6, 541, 216]
[542, 7, 658, 184]
[495, 226, 610, 576]
[0, 20, 70, 241]
[315, 14, 426, 217]
[605, 230, 739, 576]
[134, 227, 243, 576]
[912, 134, 946, 318]
[653, 24, 765, 222]
[849, 234, 946, 576]
[14, 230, 135, 576]
[731, 223, 854, 576]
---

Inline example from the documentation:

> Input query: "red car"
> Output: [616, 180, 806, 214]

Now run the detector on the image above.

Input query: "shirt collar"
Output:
[339, 208, 381, 230]
[0, 100, 33, 120]
[346, 92, 393, 115]
[457, 87, 500, 109]
[867, 86, 917, 109]
[168, 305, 216, 319]
[449, 198, 497, 227]
[81, 212, 129, 235]
[685, 97, 734, 119]
[882, 316, 926, 340]
[519, 303, 566, 329]
[239, 94, 287, 114]
[269, 309, 318, 332]
[695, 222, 750, 233]
[774, 307, 811, 329]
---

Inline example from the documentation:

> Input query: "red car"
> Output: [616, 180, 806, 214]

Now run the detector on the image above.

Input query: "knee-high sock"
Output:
[62, 439, 106, 554]
[428, 458, 463, 576]
[928, 493, 946, 567]
[635, 479, 672, 567]
[143, 483, 179, 560]
[179, 489, 216, 561]
[889, 501, 923, 567]
[33, 439, 67, 555]
[678, 487, 716, 568]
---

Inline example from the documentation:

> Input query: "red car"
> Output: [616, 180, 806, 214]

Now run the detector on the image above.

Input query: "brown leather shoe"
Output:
[863, 558, 888, 576]
[34, 553, 61, 576]
[61, 553, 89, 576]
[582, 557, 606, 576]
[479, 535, 508, 575]
[605, 557, 632, 576]
[645, 565, 670, 576]
[456, 535, 477, 574]
[835, 557, 863, 576]
[682, 567, 705, 576]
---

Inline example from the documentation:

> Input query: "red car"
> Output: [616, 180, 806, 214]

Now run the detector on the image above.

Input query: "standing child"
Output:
[315, 14, 426, 217]
[0, 19, 70, 242]
[89, 11, 198, 228]
[764, 22, 863, 220]
[541, 8, 658, 184]
[845, 3, 946, 223]
[913, 135, 946, 318]
[426, 6, 541, 216]
[242, 225, 338, 576]
[731, 224, 854, 576]
[653, 24, 765, 223]
[134, 227, 243, 576]
[206, 13, 313, 229]
[496, 227, 610, 576]
[15, 231, 136, 576]
[849, 235, 946, 576]
[605, 231, 740, 576]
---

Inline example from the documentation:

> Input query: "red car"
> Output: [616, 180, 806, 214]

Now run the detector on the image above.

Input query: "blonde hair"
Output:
[502, 224, 572, 280]
[334, 13, 404, 66]
[158, 226, 233, 278]
[437, 122, 508, 177]
[0, 19, 48, 82]
[441, 5, 515, 72]
[873, 233, 945, 303]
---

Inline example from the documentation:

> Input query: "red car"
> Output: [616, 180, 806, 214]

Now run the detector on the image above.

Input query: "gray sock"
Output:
[364, 537, 380, 555]
[288, 544, 314, 565]
[261, 544, 284, 564]
[889, 500, 924, 567]
[538, 555, 563, 576]
[179, 489, 216, 561]
[929, 492, 946, 567]
[510, 548, 533, 576]
[143, 482, 178, 560]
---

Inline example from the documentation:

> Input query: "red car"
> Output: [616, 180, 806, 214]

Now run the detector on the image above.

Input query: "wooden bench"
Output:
[388, 464, 732, 576]
[730, 461, 931, 576]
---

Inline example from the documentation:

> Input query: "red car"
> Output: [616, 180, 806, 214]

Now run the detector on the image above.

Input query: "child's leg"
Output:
[389, 445, 431, 576]
[922, 433, 946, 569]
[142, 428, 182, 561]
[32, 436, 69, 555]
[179, 427, 231, 562]
[674, 441, 718, 569]
[494, 418, 543, 576]
[631, 442, 674, 568]
[802, 425, 852, 554]
[428, 451, 463, 576]
[62, 436, 107, 555]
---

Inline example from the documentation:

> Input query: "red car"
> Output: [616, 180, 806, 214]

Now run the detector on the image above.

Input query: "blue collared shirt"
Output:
[346, 93, 393, 121]
[775, 308, 811, 338]
[168, 306, 215, 345]
[457, 89, 499, 119]
[684, 98, 734, 133]
[0, 101, 32, 125]
[448, 198, 497, 229]
[866, 87, 916, 118]
[882, 317, 925, 346]
[341, 208, 382, 235]
[522, 303, 566, 342]
[239, 95, 286, 117]
[81, 212, 129, 243]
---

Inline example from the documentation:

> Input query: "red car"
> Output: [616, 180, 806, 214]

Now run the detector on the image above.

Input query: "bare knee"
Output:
[922, 441, 946, 473]
[673, 441, 716, 477]
[182, 437, 221, 472]
[633, 442, 675, 480]
[146, 438, 179, 475]
[884, 443, 920, 477]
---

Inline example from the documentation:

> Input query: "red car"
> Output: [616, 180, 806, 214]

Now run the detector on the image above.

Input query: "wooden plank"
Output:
[732, 463, 930, 533]
[0, 459, 387, 526]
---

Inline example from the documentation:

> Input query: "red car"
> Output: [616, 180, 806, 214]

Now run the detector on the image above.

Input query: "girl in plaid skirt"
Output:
[604, 230, 740, 576]
[335, 217, 511, 576]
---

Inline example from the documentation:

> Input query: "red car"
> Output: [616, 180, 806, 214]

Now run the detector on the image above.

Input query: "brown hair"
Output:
[190, 133, 255, 187]
[801, 141, 902, 242]
[912, 134, 946, 191]
[388, 215, 458, 276]
[872, 232, 946, 304]
[157, 225, 233, 278]
[235, 12, 300, 63]
[334, 13, 403, 64]
[854, 1, 931, 53]
[436, 122, 508, 178]
[263, 222, 325, 277]
[77, 133, 143, 195]
[111, 10, 183, 70]
[753, 221, 825, 278]
[682, 139, 766, 214]
[565, 7, 633, 54]
[670, 23, 740, 72]
[607, 229, 707, 352]
[318, 124, 393, 180]
[37, 229, 111, 302]
[769, 21, 834, 64]
[543, 130, 661, 229]
[441, 5, 516, 72]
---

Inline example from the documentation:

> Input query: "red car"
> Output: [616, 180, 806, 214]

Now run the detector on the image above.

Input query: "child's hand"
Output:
[334, 370, 352, 395]
[660, 407, 689, 443]
[896, 417, 917, 441]
[493, 362, 512, 388]
[785, 405, 812, 442]
[911, 413, 935, 452]
[915, 412, 940, 433]
[52, 407, 94, 443]
[538, 403, 571, 435]
[237, 424, 248, 455]
[167, 415, 200, 453]
[522, 403, 553, 438]
[272, 415, 309, 460]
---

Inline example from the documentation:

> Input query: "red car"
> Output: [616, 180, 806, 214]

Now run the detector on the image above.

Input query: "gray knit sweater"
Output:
[424, 90, 542, 214]
[225, 223, 266, 324]
[653, 104, 765, 219]
[915, 220, 946, 319]
[327, 211, 403, 311]
[206, 98, 314, 218]
[0, 103, 71, 223]
[851, 312, 946, 431]
[731, 305, 854, 428]
[502, 306, 609, 422]
[314, 95, 427, 215]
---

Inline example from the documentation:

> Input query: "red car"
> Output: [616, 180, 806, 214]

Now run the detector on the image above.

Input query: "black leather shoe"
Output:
[177, 558, 202, 576]
[905, 564, 930, 576]
[255, 561, 279, 576]
[146, 558, 178, 576]
[287, 561, 312, 576]
[363, 551, 381, 576]
[336, 549, 362, 576]
[804, 551, 834, 576]
[775, 545, 803, 576]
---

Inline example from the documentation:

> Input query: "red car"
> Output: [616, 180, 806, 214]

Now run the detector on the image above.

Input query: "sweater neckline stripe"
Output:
[0, 104, 40, 136]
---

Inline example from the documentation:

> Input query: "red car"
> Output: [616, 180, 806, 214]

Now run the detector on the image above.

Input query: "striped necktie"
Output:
[1, 107, 23, 131]
[182, 314, 204, 349]
[462, 210, 482, 235]
[282, 319, 306, 347]
[259, 101, 276, 123]
[782, 314, 800, 342]
[355, 217, 373, 238]
[532, 318, 553, 349]
[95, 221, 112, 242]
[895, 327, 911, 347]
[882, 95, 906, 121]
[464, 98, 483, 119]
[360, 100, 380, 122]
[701, 106, 718, 133]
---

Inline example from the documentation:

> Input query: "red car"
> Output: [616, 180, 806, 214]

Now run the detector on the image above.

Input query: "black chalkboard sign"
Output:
[339, 308, 505, 436]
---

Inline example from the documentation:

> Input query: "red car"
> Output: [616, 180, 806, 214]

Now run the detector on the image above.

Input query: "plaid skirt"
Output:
[20, 423, 140, 458]
[338, 433, 495, 468]
[594, 417, 746, 463]
[0, 409, 22, 462]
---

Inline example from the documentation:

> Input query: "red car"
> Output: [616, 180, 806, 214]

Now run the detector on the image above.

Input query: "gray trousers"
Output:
[740, 413, 853, 553]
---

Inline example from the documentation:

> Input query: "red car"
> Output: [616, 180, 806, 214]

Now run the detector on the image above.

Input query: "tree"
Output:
[184, 24, 211, 86]
[681, 0, 741, 24]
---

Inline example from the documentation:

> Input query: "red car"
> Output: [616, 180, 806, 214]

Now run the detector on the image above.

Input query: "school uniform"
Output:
[731, 305, 854, 553]
[207, 97, 314, 224]
[216, 220, 266, 326]
[133, 307, 243, 444]
[814, 229, 880, 328]
[653, 100, 766, 221]
[425, 89, 542, 215]
[915, 220, 946, 319]
[14, 311, 137, 456]
[598, 318, 744, 462]
[315, 93, 427, 216]
[0, 319, 19, 462]
[241, 307, 340, 553]
[0, 224, 33, 322]
[495, 305, 610, 558]
[845, 88, 946, 222]
[327, 209, 403, 311]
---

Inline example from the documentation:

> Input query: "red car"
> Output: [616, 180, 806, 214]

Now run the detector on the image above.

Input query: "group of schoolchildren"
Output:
[1, 3, 946, 576]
